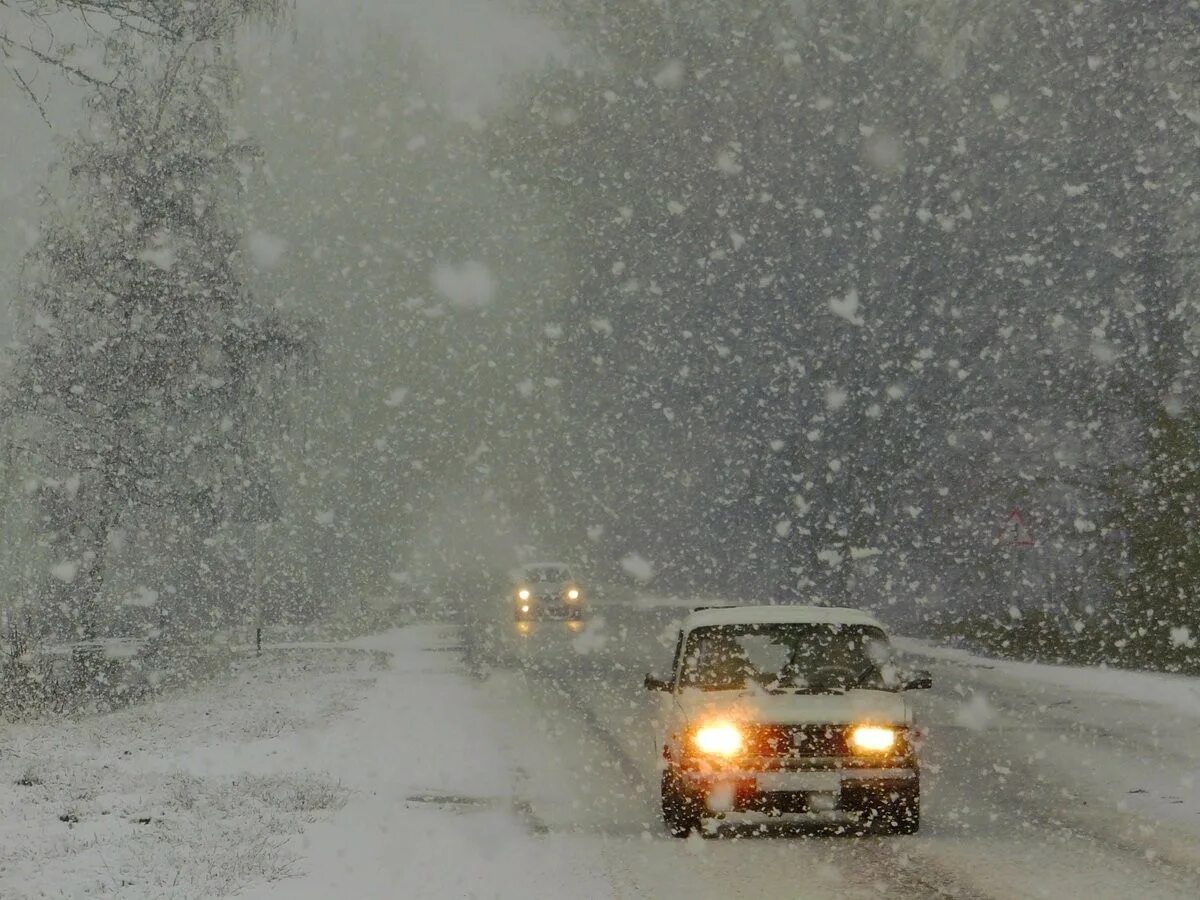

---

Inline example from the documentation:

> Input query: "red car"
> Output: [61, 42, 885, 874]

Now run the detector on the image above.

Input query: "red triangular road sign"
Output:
[998, 508, 1034, 547]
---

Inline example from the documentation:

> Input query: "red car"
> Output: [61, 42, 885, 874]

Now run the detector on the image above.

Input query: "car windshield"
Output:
[524, 567, 569, 583]
[679, 623, 891, 692]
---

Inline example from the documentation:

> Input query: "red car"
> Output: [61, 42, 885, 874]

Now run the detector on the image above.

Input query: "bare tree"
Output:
[0, 1, 290, 117]
[1, 0, 308, 641]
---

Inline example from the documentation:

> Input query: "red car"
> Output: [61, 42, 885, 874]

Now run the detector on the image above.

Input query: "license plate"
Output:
[756, 772, 839, 793]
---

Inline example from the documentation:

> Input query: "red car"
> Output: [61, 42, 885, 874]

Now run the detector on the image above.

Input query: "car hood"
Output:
[674, 687, 911, 728]
[526, 581, 569, 593]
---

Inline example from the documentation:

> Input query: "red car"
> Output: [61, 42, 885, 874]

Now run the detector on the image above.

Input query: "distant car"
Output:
[644, 605, 931, 837]
[512, 563, 585, 621]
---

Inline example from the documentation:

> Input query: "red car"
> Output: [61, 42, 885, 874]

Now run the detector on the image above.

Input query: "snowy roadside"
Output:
[237, 624, 613, 900]
[1, 624, 614, 899]
[897, 635, 1200, 869]
[0, 642, 386, 899]
[895, 636, 1200, 719]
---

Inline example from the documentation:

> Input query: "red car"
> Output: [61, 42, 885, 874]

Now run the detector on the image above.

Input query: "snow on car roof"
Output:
[514, 563, 573, 580]
[682, 605, 887, 632]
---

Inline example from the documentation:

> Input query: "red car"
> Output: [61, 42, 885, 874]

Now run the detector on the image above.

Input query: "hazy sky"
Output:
[0, 0, 564, 342]
[293, 0, 564, 112]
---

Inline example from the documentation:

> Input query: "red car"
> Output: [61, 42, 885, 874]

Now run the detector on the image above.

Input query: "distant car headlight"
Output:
[849, 725, 897, 753]
[566, 588, 580, 601]
[692, 722, 744, 757]
[518, 589, 531, 601]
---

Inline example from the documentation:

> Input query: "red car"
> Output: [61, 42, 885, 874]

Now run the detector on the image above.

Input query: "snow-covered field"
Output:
[4, 611, 1200, 898]
[0, 643, 374, 898]
[0, 625, 612, 899]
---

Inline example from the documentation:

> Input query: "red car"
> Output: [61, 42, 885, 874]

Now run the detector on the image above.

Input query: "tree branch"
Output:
[0, 30, 117, 90]
[0, 41, 50, 121]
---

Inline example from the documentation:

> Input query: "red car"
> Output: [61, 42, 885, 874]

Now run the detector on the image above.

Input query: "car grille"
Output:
[744, 724, 850, 758]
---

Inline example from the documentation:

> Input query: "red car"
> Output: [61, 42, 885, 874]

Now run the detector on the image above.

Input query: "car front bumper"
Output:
[679, 765, 915, 786]
[677, 764, 916, 814]
[516, 599, 582, 618]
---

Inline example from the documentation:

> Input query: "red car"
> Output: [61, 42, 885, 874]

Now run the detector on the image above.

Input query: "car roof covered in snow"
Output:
[682, 605, 887, 632]
[515, 562, 572, 578]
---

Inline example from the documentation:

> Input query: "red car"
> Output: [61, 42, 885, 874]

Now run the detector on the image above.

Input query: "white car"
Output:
[644, 605, 931, 836]
[511, 563, 585, 622]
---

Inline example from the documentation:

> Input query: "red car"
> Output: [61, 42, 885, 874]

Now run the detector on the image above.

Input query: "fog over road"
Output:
[4, 2, 1200, 898]
[458, 598, 1200, 900]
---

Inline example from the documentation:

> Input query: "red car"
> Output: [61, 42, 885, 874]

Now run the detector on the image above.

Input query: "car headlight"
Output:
[518, 589, 531, 600]
[566, 588, 580, 600]
[849, 725, 897, 753]
[692, 722, 744, 757]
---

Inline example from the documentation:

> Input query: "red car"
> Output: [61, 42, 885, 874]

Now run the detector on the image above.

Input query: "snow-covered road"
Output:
[6, 604, 1199, 898]
[454, 600, 1200, 899]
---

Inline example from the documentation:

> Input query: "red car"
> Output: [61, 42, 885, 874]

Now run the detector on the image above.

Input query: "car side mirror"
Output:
[904, 670, 933, 691]
[644, 674, 673, 692]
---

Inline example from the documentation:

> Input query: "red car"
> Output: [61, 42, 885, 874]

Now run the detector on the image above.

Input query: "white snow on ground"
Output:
[0, 645, 374, 898]
[238, 625, 613, 900]
[7, 617, 1200, 898]
[898, 636, 1200, 868]
[479, 613, 1200, 899]
[896, 636, 1200, 718]
[0, 627, 610, 899]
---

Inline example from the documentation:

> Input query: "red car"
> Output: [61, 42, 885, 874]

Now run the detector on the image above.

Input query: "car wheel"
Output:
[661, 769, 703, 838]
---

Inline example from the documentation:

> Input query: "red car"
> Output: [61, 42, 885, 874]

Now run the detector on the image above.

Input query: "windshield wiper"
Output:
[766, 683, 846, 695]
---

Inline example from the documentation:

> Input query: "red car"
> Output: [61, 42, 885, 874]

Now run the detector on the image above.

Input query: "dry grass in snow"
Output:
[0, 645, 374, 899]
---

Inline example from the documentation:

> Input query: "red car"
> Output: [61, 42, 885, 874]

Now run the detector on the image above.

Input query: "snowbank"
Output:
[896, 637, 1200, 720]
